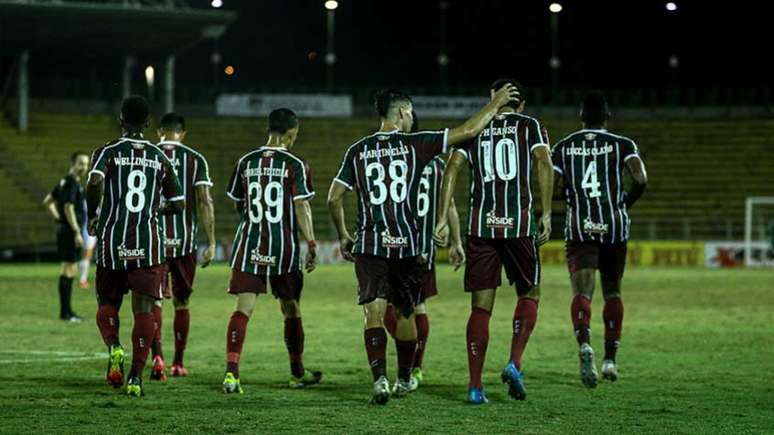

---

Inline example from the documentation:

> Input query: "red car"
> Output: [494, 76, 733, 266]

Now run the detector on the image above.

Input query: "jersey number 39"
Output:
[248, 181, 284, 224]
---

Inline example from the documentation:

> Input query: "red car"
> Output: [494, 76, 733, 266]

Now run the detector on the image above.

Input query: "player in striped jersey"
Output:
[435, 79, 554, 404]
[147, 113, 216, 381]
[222, 108, 321, 394]
[86, 96, 184, 397]
[328, 85, 519, 404]
[382, 113, 465, 391]
[551, 92, 648, 387]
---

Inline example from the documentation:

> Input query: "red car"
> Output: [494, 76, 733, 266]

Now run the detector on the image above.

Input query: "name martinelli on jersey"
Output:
[244, 167, 289, 178]
[359, 145, 409, 161]
[112, 156, 162, 170]
[565, 144, 614, 157]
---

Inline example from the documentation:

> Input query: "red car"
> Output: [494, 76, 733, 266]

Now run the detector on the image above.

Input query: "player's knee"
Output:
[520, 285, 540, 301]
[414, 303, 427, 315]
[280, 299, 300, 318]
[363, 300, 386, 328]
[601, 284, 621, 300]
[235, 293, 257, 318]
[132, 293, 156, 314]
[571, 269, 595, 297]
[173, 296, 189, 309]
[471, 289, 495, 312]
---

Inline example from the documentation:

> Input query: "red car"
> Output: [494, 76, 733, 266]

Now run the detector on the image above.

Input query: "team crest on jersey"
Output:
[250, 248, 277, 266]
[422, 166, 434, 176]
[584, 133, 597, 140]
[583, 217, 609, 235]
[165, 238, 181, 248]
[262, 150, 275, 158]
[485, 210, 515, 229]
[117, 244, 146, 261]
[381, 231, 409, 249]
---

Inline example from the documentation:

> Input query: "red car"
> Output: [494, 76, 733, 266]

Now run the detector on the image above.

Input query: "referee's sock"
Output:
[58, 275, 73, 319]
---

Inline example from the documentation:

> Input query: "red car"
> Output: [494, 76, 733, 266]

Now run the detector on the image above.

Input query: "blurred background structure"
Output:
[0, 0, 772, 266]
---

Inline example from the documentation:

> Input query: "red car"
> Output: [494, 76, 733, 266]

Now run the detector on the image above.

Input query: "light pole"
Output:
[325, 0, 338, 92]
[549, 3, 562, 94]
[438, 1, 449, 91]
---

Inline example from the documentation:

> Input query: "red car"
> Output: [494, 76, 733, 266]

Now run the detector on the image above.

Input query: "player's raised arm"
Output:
[534, 146, 554, 246]
[623, 149, 648, 209]
[446, 84, 521, 146]
[434, 149, 466, 240]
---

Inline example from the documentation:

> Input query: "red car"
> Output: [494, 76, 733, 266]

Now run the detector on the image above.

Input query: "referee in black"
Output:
[43, 152, 90, 322]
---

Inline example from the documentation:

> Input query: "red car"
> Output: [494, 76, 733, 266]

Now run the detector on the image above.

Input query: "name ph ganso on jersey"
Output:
[486, 210, 515, 229]
[381, 231, 409, 248]
[244, 167, 289, 178]
[583, 217, 609, 235]
[112, 156, 163, 170]
[359, 145, 409, 160]
[565, 144, 614, 156]
[479, 126, 521, 137]
[250, 247, 277, 266]
[117, 245, 146, 261]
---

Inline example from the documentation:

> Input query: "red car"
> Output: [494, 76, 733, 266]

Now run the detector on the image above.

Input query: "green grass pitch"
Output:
[1, 263, 772, 433]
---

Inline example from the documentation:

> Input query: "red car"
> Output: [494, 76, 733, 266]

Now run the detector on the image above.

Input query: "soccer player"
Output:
[382, 112, 466, 391]
[147, 113, 215, 381]
[42, 152, 90, 322]
[86, 95, 184, 397]
[435, 79, 554, 404]
[222, 108, 321, 394]
[551, 92, 647, 387]
[328, 85, 519, 405]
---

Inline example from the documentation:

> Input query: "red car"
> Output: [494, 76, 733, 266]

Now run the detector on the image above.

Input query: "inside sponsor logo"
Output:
[583, 217, 609, 234]
[250, 248, 277, 266]
[165, 238, 181, 247]
[381, 230, 409, 248]
[117, 245, 146, 261]
[485, 210, 515, 229]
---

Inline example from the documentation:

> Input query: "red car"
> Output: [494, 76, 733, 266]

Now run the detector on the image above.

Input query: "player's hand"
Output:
[536, 212, 552, 246]
[88, 217, 98, 236]
[305, 248, 318, 273]
[339, 235, 355, 262]
[433, 224, 450, 247]
[433, 218, 449, 244]
[74, 233, 84, 248]
[492, 84, 522, 109]
[448, 242, 465, 271]
[201, 243, 216, 268]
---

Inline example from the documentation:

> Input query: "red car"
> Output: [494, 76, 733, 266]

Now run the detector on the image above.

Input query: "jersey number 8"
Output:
[126, 170, 147, 213]
[248, 181, 284, 224]
[366, 160, 408, 205]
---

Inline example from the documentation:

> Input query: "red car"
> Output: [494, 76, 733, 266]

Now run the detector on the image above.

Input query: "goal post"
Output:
[744, 196, 774, 267]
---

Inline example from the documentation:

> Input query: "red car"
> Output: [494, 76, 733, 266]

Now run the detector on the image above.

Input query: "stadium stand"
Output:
[1, 113, 772, 251]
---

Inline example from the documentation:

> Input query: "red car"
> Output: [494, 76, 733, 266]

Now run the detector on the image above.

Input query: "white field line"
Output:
[0, 350, 128, 364]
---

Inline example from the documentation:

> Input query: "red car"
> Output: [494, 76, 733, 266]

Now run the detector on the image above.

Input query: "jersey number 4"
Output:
[248, 181, 283, 224]
[581, 161, 602, 198]
[366, 161, 408, 205]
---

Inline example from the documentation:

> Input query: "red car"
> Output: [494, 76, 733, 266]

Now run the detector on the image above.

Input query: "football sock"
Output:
[129, 312, 155, 378]
[466, 307, 491, 390]
[173, 309, 190, 365]
[571, 294, 592, 345]
[395, 339, 417, 382]
[58, 275, 73, 318]
[603, 297, 624, 361]
[96, 304, 120, 347]
[413, 313, 429, 370]
[383, 305, 398, 338]
[151, 305, 163, 359]
[364, 327, 387, 381]
[226, 311, 249, 377]
[79, 258, 90, 283]
[284, 317, 305, 378]
[510, 298, 538, 370]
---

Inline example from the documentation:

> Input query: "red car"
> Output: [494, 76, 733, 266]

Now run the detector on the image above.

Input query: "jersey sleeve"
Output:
[453, 140, 474, 161]
[227, 159, 246, 201]
[89, 146, 110, 179]
[528, 119, 550, 152]
[408, 129, 450, 168]
[161, 154, 184, 202]
[291, 160, 315, 201]
[333, 146, 356, 191]
[621, 139, 642, 162]
[60, 177, 79, 205]
[194, 152, 213, 187]
[551, 143, 564, 175]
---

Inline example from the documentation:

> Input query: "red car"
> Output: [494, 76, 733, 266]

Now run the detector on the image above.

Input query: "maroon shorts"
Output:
[417, 266, 438, 304]
[565, 241, 628, 283]
[162, 252, 197, 300]
[354, 254, 425, 310]
[96, 265, 166, 303]
[464, 236, 540, 295]
[228, 269, 303, 301]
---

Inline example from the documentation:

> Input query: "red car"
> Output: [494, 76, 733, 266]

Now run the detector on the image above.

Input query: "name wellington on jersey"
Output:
[112, 156, 163, 170]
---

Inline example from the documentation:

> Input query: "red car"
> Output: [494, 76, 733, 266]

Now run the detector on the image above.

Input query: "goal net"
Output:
[744, 197, 774, 267]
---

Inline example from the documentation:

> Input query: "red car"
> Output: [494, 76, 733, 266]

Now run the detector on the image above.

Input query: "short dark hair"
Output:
[120, 95, 150, 128]
[267, 108, 298, 134]
[410, 110, 419, 133]
[374, 88, 412, 118]
[490, 78, 524, 110]
[71, 151, 88, 164]
[581, 91, 609, 126]
[159, 112, 186, 132]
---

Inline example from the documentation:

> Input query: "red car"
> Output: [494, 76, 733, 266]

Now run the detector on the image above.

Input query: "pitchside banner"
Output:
[411, 96, 490, 119]
[216, 94, 353, 118]
[704, 241, 773, 268]
[539, 241, 705, 267]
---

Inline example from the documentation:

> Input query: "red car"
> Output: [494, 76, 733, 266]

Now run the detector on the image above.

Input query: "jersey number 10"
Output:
[482, 139, 518, 182]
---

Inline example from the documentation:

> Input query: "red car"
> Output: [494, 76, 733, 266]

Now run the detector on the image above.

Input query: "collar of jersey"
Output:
[260, 145, 288, 151]
[580, 128, 608, 132]
[158, 140, 183, 146]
